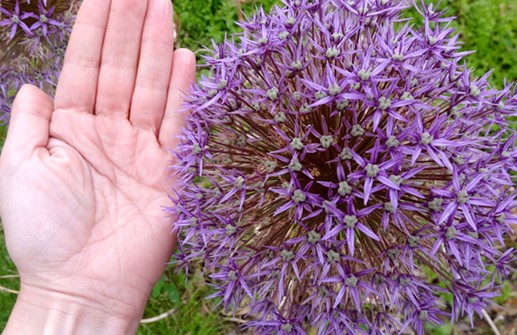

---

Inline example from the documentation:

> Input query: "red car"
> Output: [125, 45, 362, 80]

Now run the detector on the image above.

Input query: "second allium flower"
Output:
[172, 0, 517, 334]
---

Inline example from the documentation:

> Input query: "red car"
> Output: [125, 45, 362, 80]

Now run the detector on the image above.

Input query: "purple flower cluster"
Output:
[173, 0, 517, 334]
[0, 0, 78, 123]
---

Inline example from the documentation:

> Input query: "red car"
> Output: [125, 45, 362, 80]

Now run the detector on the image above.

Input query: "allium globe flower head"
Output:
[172, 0, 517, 334]
[0, 0, 78, 123]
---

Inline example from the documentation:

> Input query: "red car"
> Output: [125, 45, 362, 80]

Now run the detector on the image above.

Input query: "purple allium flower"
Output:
[24, 0, 63, 36]
[0, 0, 32, 40]
[0, 0, 78, 123]
[172, 0, 516, 334]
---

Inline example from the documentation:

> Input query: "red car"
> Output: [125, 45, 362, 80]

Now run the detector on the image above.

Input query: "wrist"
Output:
[3, 285, 141, 335]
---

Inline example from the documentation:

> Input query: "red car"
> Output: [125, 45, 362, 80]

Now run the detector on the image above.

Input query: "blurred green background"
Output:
[172, 0, 517, 88]
[1, 0, 516, 334]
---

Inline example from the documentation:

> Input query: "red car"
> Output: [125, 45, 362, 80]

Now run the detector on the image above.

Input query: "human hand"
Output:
[0, 0, 195, 333]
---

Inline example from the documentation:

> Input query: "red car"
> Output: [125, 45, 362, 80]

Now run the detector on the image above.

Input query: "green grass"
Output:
[174, 0, 281, 53]
[0, 226, 19, 331]
[0, 125, 6, 150]
[449, 0, 517, 88]
[138, 267, 231, 335]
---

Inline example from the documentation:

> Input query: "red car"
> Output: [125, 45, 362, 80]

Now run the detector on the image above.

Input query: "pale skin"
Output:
[0, 0, 195, 334]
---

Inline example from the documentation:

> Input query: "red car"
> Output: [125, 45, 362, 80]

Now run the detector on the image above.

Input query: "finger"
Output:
[2, 85, 53, 160]
[130, 0, 174, 134]
[95, 0, 149, 118]
[159, 49, 196, 149]
[54, 0, 112, 114]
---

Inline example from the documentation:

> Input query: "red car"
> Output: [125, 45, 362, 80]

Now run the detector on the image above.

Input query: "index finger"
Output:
[159, 49, 196, 150]
[54, 0, 112, 114]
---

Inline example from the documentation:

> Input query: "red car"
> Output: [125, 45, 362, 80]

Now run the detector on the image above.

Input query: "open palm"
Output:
[0, 0, 195, 323]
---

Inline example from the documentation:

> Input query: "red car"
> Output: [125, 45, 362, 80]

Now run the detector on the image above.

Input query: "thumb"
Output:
[2, 84, 54, 160]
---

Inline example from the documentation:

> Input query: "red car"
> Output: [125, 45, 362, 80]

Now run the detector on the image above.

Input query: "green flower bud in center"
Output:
[281, 250, 295, 261]
[428, 198, 443, 212]
[345, 275, 358, 287]
[326, 250, 340, 262]
[329, 84, 343, 96]
[344, 215, 358, 228]
[386, 135, 400, 148]
[366, 164, 380, 177]
[351, 124, 365, 137]
[228, 270, 237, 281]
[358, 69, 371, 81]
[307, 230, 321, 244]
[267, 87, 279, 100]
[290, 138, 304, 150]
[457, 190, 469, 205]
[320, 135, 334, 148]
[326, 47, 339, 58]
[338, 181, 353, 196]
[289, 157, 303, 171]
[340, 147, 352, 160]
[292, 189, 306, 203]
[421, 132, 434, 145]
[378, 96, 392, 110]
[445, 226, 457, 239]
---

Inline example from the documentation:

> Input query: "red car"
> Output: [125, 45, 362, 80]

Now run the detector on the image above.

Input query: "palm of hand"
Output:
[0, 0, 195, 320]
[3, 111, 172, 312]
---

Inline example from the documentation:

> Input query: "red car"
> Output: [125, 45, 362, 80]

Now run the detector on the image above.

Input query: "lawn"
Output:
[1, 0, 516, 334]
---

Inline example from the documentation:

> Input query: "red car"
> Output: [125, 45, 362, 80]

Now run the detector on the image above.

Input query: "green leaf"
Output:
[151, 276, 165, 298]
[426, 322, 453, 335]
[166, 281, 181, 305]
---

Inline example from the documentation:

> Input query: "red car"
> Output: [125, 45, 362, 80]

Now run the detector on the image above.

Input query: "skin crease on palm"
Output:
[0, 0, 196, 332]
